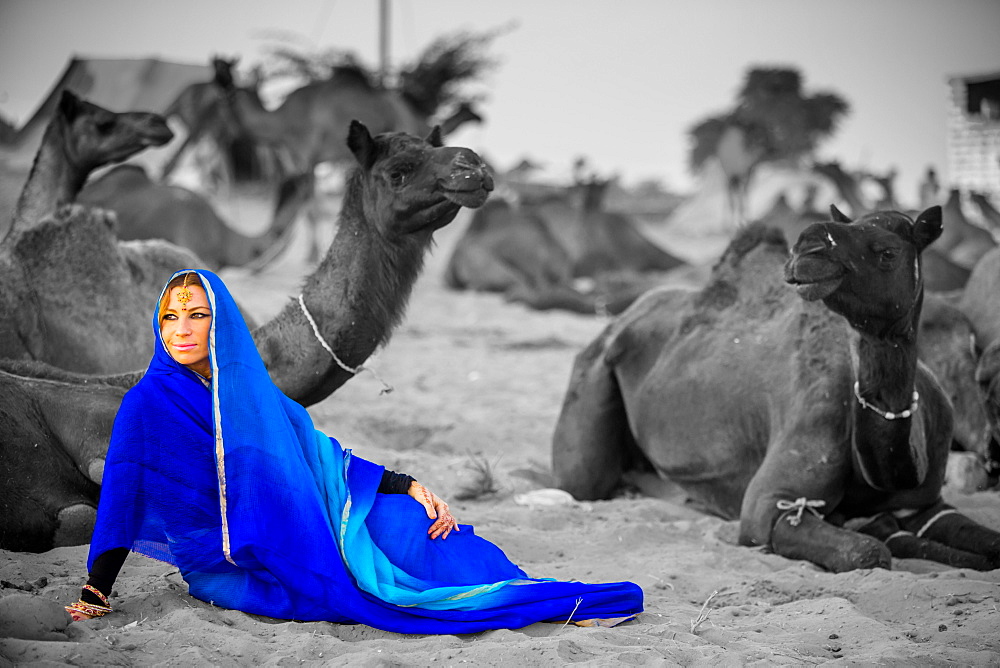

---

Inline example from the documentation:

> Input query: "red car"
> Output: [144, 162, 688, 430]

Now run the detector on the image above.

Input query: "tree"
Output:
[687, 67, 850, 225]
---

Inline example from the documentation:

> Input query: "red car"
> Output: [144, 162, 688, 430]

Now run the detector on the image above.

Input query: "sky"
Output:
[1, 0, 999, 203]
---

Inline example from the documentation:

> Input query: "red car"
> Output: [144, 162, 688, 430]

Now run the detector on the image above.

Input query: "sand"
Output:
[2, 208, 999, 666]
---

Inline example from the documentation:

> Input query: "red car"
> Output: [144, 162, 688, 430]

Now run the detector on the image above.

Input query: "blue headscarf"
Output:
[89, 270, 642, 632]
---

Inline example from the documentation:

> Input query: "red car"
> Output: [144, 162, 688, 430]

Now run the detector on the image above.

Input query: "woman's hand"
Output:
[407, 481, 460, 539]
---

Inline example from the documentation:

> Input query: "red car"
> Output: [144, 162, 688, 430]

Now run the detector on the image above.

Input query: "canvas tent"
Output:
[2, 56, 212, 165]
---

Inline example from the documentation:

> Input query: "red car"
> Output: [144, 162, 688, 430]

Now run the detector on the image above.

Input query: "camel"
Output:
[940, 188, 996, 268]
[970, 190, 1000, 235]
[919, 291, 998, 476]
[214, 59, 486, 261]
[812, 162, 970, 291]
[0, 205, 205, 373]
[0, 121, 493, 551]
[863, 168, 900, 211]
[159, 56, 284, 187]
[77, 164, 310, 271]
[445, 176, 688, 315]
[0, 90, 173, 242]
[553, 206, 1000, 572]
[959, 244, 1000, 476]
[812, 161, 870, 217]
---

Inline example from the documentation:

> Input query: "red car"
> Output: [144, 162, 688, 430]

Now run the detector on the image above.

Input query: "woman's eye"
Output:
[191, 313, 211, 319]
[162, 314, 177, 321]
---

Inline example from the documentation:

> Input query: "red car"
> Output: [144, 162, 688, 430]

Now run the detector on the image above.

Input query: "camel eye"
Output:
[877, 247, 899, 263]
[387, 165, 412, 186]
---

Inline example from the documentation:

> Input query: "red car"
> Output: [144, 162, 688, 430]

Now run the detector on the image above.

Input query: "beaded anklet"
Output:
[65, 584, 113, 619]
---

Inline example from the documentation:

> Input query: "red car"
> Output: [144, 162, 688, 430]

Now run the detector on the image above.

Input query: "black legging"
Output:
[79, 469, 415, 607]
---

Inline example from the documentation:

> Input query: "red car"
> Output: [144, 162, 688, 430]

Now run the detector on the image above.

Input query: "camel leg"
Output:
[766, 512, 891, 572]
[740, 449, 891, 571]
[897, 502, 1000, 569]
[552, 334, 635, 500]
[848, 513, 991, 570]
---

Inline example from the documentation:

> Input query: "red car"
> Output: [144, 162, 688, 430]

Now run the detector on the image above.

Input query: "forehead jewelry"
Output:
[176, 273, 194, 310]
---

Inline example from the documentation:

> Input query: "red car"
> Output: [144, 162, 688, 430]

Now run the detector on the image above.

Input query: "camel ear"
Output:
[829, 204, 851, 223]
[425, 125, 443, 148]
[347, 120, 377, 170]
[912, 205, 943, 251]
[59, 89, 83, 122]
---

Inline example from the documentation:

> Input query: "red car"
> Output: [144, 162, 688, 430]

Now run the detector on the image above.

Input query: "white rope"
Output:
[884, 530, 913, 543]
[915, 508, 958, 538]
[775, 497, 826, 526]
[298, 294, 393, 395]
[853, 381, 919, 420]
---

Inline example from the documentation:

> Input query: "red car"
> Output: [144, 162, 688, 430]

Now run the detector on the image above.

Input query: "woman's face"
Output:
[160, 284, 212, 378]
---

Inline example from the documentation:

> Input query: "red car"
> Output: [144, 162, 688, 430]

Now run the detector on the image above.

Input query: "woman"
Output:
[66, 270, 643, 633]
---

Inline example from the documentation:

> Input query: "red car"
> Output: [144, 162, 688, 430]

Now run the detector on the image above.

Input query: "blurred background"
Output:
[2, 0, 998, 207]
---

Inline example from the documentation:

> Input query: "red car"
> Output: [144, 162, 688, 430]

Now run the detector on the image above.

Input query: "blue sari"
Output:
[89, 270, 643, 633]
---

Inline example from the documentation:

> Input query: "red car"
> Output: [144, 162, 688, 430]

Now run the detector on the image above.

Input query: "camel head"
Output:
[784, 206, 942, 339]
[346, 120, 494, 234]
[210, 55, 238, 89]
[57, 90, 173, 172]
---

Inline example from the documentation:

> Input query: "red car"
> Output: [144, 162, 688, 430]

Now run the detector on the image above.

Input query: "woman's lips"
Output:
[173, 343, 197, 351]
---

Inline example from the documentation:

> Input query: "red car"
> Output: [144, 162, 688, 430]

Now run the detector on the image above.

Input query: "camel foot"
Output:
[53, 504, 97, 547]
[87, 457, 106, 485]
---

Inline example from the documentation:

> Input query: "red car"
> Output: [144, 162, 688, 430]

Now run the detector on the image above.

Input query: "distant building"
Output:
[946, 71, 1000, 200]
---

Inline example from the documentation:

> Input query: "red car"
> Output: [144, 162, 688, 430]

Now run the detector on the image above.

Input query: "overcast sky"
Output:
[1, 0, 998, 202]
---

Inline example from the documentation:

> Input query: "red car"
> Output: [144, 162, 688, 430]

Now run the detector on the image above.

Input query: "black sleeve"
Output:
[80, 547, 129, 605]
[377, 469, 416, 494]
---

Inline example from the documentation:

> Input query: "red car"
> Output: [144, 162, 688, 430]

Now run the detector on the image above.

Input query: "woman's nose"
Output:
[176, 317, 193, 335]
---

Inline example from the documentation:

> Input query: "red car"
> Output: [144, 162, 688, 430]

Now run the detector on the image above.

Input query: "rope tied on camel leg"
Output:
[776, 497, 827, 526]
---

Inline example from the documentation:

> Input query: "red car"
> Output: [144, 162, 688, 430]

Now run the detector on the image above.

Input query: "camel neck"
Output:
[11, 119, 83, 236]
[254, 174, 431, 406]
[849, 330, 928, 491]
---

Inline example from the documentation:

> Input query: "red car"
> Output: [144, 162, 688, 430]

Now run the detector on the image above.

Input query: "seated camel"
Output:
[553, 206, 1000, 572]
[1, 89, 173, 242]
[0, 120, 494, 551]
[959, 244, 1000, 478]
[78, 164, 310, 271]
[446, 177, 691, 315]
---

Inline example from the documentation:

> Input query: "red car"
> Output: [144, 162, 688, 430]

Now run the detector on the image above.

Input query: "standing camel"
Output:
[77, 164, 310, 271]
[0, 90, 173, 242]
[553, 207, 1000, 572]
[215, 58, 486, 261]
[159, 56, 283, 188]
[1, 120, 494, 551]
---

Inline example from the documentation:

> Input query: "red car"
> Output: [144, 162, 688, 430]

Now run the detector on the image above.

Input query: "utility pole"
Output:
[378, 0, 390, 87]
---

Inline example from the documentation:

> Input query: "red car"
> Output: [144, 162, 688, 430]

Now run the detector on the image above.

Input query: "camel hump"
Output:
[713, 222, 789, 271]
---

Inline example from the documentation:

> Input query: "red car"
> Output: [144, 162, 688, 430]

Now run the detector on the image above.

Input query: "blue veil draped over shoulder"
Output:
[89, 270, 643, 633]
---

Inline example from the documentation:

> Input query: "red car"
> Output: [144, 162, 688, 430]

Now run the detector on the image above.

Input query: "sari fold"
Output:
[89, 269, 643, 633]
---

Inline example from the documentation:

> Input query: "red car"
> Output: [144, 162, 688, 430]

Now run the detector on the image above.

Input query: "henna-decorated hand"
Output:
[408, 481, 460, 539]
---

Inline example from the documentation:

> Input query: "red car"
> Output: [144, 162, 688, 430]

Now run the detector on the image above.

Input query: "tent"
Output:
[3, 56, 212, 163]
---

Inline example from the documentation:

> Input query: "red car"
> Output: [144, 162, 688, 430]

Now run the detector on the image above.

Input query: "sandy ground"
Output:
[2, 203, 1000, 666]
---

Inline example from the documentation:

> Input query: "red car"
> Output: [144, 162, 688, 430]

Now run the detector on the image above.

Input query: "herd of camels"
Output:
[1, 55, 999, 574]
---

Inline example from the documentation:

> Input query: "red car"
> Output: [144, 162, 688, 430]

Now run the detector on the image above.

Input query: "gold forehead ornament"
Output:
[176, 273, 194, 310]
